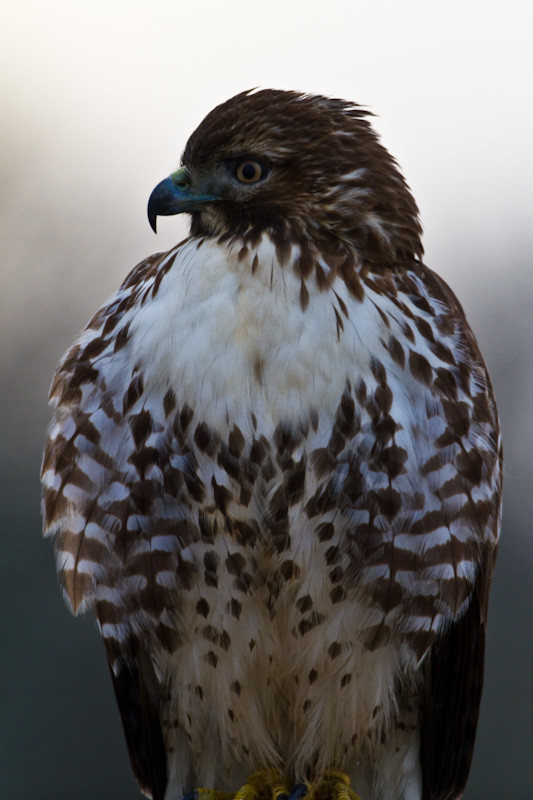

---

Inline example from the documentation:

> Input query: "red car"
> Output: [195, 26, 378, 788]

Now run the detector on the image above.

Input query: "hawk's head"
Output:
[148, 89, 423, 263]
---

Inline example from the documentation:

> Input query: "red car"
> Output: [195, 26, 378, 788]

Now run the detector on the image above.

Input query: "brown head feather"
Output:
[182, 89, 423, 263]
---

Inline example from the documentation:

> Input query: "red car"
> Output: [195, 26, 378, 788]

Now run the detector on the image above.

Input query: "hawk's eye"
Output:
[235, 160, 266, 184]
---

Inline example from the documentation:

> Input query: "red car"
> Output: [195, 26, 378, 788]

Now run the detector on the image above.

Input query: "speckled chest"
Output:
[119, 237, 485, 663]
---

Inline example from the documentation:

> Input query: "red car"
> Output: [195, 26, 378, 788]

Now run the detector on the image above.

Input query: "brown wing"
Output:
[420, 543, 498, 800]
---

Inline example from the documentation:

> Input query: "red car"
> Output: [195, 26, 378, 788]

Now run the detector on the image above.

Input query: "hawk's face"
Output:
[148, 89, 423, 263]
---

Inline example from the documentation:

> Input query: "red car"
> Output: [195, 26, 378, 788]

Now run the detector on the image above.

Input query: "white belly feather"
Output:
[119, 236, 426, 797]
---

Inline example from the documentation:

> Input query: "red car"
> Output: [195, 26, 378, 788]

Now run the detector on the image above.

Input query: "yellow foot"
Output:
[234, 770, 290, 800]
[183, 770, 361, 800]
[186, 770, 290, 800]
[188, 792, 234, 800]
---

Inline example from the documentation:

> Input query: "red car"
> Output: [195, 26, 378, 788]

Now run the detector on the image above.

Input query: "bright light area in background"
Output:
[1, 0, 532, 438]
[3, 0, 532, 278]
[2, 0, 532, 468]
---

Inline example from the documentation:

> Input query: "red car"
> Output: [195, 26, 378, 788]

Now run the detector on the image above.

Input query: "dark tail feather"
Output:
[420, 588, 487, 800]
[105, 637, 167, 800]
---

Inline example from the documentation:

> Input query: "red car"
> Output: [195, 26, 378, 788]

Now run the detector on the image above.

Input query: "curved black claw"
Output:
[287, 785, 308, 800]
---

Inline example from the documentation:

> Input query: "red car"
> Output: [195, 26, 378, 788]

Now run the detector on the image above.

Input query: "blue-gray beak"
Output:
[147, 166, 219, 232]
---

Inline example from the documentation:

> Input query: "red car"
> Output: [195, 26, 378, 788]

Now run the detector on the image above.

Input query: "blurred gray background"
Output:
[1, 1, 532, 798]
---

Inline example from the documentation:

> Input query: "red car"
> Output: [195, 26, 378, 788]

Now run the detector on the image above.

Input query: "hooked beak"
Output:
[147, 165, 219, 232]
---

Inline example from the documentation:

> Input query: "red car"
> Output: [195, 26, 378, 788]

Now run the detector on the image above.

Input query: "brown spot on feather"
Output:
[300, 280, 309, 311]
[409, 350, 433, 385]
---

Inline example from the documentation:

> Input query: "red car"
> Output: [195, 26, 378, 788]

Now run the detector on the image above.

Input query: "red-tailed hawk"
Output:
[42, 90, 502, 800]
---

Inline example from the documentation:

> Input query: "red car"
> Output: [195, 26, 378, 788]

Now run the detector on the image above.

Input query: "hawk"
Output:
[42, 90, 502, 800]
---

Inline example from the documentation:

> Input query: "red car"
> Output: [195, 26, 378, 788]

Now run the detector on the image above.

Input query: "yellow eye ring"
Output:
[235, 160, 264, 183]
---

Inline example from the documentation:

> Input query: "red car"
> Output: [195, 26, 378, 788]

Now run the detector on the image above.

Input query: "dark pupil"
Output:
[241, 162, 258, 180]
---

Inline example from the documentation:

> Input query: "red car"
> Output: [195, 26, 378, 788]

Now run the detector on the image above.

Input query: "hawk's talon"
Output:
[287, 784, 309, 800]
[186, 770, 290, 800]
[180, 774, 362, 800]
[233, 769, 289, 800]
[270, 773, 291, 800]
[284, 774, 361, 800]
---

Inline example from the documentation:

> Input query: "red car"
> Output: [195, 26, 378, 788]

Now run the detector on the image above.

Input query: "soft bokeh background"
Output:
[1, 1, 532, 798]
